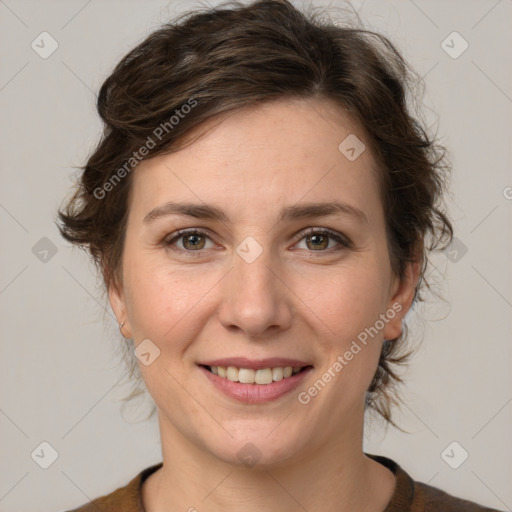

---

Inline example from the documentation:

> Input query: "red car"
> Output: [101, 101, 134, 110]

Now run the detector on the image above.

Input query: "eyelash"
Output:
[163, 227, 352, 258]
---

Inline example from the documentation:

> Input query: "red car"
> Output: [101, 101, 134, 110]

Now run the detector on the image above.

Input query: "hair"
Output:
[57, 0, 453, 425]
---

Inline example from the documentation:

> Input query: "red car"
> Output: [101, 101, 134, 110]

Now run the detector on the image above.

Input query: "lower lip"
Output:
[198, 365, 313, 404]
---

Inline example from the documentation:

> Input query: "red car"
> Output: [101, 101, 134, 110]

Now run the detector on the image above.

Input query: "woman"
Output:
[57, 0, 502, 510]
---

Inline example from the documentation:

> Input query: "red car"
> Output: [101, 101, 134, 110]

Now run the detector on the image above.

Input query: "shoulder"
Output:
[366, 453, 504, 512]
[412, 480, 503, 511]
[64, 462, 163, 512]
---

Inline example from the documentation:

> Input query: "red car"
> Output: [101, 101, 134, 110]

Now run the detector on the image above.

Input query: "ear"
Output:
[108, 274, 132, 338]
[382, 258, 422, 341]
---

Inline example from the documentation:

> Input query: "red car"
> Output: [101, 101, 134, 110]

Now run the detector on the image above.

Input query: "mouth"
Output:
[199, 363, 313, 385]
[197, 361, 314, 404]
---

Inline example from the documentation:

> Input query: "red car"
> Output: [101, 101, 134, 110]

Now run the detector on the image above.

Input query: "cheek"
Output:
[123, 250, 221, 343]
[302, 257, 390, 332]
[303, 257, 391, 376]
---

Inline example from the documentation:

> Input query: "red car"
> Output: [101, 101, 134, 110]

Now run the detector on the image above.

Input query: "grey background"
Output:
[0, 0, 511, 510]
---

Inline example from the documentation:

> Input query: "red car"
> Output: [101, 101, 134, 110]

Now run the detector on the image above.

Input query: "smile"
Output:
[197, 363, 314, 404]
[202, 364, 312, 385]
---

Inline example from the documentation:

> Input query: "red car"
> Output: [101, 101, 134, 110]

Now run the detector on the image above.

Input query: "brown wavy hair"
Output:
[57, 0, 453, 425]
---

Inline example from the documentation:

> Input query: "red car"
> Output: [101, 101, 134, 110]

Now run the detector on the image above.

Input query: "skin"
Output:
[109, 97, 420, 512]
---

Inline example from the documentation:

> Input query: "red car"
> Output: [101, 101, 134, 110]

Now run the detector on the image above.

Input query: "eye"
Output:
[163, 227, 351, 257]
[164, 229, 215, 254]
[294, 227, 351, 253]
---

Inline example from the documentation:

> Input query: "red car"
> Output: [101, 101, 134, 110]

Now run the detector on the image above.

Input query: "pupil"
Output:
[185, 234, 203, 249]
[308, 234, 327, 249]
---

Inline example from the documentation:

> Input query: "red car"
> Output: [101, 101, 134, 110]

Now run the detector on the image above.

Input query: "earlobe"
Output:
[108, 277, 132, 337]
[383, 259, 422, 341]
[108, 279, 124, 319]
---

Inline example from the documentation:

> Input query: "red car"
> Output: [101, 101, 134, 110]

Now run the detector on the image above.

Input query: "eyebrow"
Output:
[143, 200, 369, 225]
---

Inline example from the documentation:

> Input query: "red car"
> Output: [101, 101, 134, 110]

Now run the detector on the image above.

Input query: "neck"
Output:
[142, 412, 395, 512]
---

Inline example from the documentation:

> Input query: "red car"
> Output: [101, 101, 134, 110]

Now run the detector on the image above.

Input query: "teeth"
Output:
[238, 368, 255, 384]
[226, 366, 239, 381]
[255, 368, 273, 384]
[272, 367, 284, 381]
[207, 365, 305, 385]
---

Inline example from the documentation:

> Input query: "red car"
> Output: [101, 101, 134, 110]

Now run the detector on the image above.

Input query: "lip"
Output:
[198, 364, 314, 404]
[198, 357, 312, 370]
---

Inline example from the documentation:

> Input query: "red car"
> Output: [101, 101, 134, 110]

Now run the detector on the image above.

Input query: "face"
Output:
[110, 98, 418, 467]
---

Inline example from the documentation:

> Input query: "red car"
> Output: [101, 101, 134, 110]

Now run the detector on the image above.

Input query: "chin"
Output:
[205, 429, 306, 469]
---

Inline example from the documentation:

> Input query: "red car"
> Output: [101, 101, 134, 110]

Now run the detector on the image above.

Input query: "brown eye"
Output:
[165, 229, 215, 254]
[181, 233, 206, 250]
[295, 228, 351, 254]
[305, 233, 330, 250]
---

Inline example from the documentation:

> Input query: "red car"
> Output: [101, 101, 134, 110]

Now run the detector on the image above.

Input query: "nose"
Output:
[216, 245, 293, 339]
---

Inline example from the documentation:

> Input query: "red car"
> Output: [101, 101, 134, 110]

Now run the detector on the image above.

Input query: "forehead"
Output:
[129, 98, 380, 222]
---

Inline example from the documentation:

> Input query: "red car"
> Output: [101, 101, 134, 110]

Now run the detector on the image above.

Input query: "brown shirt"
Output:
[66, 454, 503, 511]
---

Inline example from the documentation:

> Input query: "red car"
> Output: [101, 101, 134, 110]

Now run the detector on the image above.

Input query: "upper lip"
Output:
[198, 357, 313, 370]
